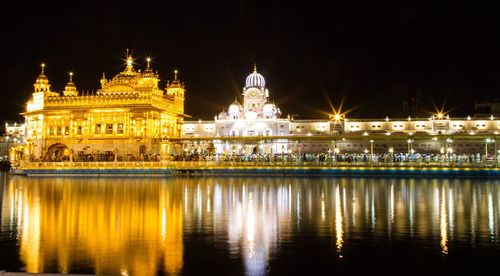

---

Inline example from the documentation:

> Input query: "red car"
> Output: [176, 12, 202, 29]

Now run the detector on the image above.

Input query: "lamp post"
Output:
[370, 139, 374, 164]
[407, 138, 413, 165]
[485, 138, 491, 160]
[388, 147, 394, 166]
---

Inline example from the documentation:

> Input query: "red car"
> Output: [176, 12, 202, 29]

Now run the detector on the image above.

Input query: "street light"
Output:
[407, 138, 413, 155]
[370, 139, 374, 163]
[388, 147, 394, 166]
[485, 138, 495, 162]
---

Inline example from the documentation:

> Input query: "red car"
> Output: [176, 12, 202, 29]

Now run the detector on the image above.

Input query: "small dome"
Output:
[245, 65, 265, 88]
[229, 100, 242, 113]
[218, 111, 228, 119]
[264, 100, 274, 107]
[230, 99, 242, 107]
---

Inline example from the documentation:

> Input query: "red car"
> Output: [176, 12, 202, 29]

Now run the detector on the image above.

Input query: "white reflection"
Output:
[488, 192, 494, 238]
[321, 191, 325, 222]
[335, 185, 344, 256]
[440, 187, 448, 255]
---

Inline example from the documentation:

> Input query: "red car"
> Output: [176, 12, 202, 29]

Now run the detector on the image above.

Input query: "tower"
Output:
[63, 72, 78, 97]
[242, 64, 268, 115]
[27, 63, 58, 112]
[166, 69, 185, 114]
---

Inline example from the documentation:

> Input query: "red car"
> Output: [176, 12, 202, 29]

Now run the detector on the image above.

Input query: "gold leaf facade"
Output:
[23, 55, 186, 161]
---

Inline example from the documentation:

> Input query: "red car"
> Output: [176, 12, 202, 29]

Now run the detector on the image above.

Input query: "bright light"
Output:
[385, 116, 389, 122]
[388, 147, 394, 153]
[432, 137, 438, 141]
[440, 147, 445, 154]
[490, 115, 495, 120]
[334, 147, 340, 154]
[363, 131, 369, 136]
[437, 113, 444, 119]
[334, 114, 341, 121]
[363, 148, 369, 154]
[467, 115, 471, 121]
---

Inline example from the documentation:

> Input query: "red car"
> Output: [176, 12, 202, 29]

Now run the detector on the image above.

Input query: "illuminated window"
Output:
[64, 127, 69, 136]
[95, 124, 101, 134]
[57, 126, 62, 136]
[106, 124, 113, 134]
[117, 123, 124, 134]
[77, 126, 82, 135]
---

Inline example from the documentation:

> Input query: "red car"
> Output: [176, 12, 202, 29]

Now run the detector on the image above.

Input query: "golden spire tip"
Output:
[253, 62, 257, 72]
[174, 69, 178, 80]
[41, 63, 45, 74]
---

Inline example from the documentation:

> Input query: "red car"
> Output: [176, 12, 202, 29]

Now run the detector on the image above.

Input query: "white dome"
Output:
[228, 99, 242, 113]
[245, 66, 265, 88]
[218, 111, 228, 119]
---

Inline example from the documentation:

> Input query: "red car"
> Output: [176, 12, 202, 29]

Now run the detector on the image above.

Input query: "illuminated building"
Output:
[182, 66, 500, 155]
[22, 53, 186, 161]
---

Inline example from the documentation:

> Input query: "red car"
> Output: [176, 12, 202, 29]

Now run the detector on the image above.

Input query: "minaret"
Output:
[138, 57, 159, 88]
[166, 69, 185, 114]
[124, 49, 135, 74]
[100, 72, 107, 89]
[63, 72, 78, 96]
[33, 63, 51, 93]
[27, 63, 57, 112]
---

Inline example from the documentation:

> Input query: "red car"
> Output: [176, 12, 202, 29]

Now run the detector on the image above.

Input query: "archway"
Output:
[47, 143, 70, 161]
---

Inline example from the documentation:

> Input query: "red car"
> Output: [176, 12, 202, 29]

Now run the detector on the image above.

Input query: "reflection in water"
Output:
[335, 185, 343, 256]
[0, 176, 499, 275]
[440, 185, 448, 255]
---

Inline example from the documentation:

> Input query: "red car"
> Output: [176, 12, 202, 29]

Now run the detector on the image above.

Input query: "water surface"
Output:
[1, 173, 499, 275]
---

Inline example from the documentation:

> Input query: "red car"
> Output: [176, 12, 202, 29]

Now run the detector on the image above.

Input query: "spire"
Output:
[146, 57, 151, 69]
[102, 72, 106, 79]
[174, 69, 178, 80]
[64, 71, 77, 96]
[253, 63, 257, 73]
[125, 49, 134, 72]
[41, 63, 45, 74]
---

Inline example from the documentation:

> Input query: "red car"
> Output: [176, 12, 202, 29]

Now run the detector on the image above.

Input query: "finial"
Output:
[146, 57, 151, 69]
[41, 63, 45, 74]
[174, 69, 178, 80]
[126, 48, 129, 58]
[69, 72, 73, 82]
[102, 72, 106, 79]
[253, 63, 257, 72]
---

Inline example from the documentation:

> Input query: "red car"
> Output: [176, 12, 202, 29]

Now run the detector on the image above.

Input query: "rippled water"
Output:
[0, 173, 499, 275]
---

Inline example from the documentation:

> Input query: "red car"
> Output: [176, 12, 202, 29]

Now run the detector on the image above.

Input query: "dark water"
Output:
[0, 173, 499, 275]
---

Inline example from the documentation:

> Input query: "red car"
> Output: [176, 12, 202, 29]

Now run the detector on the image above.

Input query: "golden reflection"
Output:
[335, 185, 344, 256]
[1, 176, 500, 274]
[7, 177, 183, 275]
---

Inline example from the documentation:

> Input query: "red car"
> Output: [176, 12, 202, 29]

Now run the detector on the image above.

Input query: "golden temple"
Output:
[23, 52, 186, 161]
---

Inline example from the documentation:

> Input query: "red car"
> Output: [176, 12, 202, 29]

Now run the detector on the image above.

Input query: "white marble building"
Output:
[182, 67, 500, 155]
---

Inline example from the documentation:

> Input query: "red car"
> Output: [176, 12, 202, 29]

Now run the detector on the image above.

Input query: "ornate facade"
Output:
[23, 54, 186, 161]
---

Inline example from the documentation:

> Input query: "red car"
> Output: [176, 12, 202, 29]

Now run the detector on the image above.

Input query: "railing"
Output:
[17, 159, 499, 169]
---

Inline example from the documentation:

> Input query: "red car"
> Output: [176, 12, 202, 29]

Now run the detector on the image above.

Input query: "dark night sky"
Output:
[1, 0, 499, 124]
